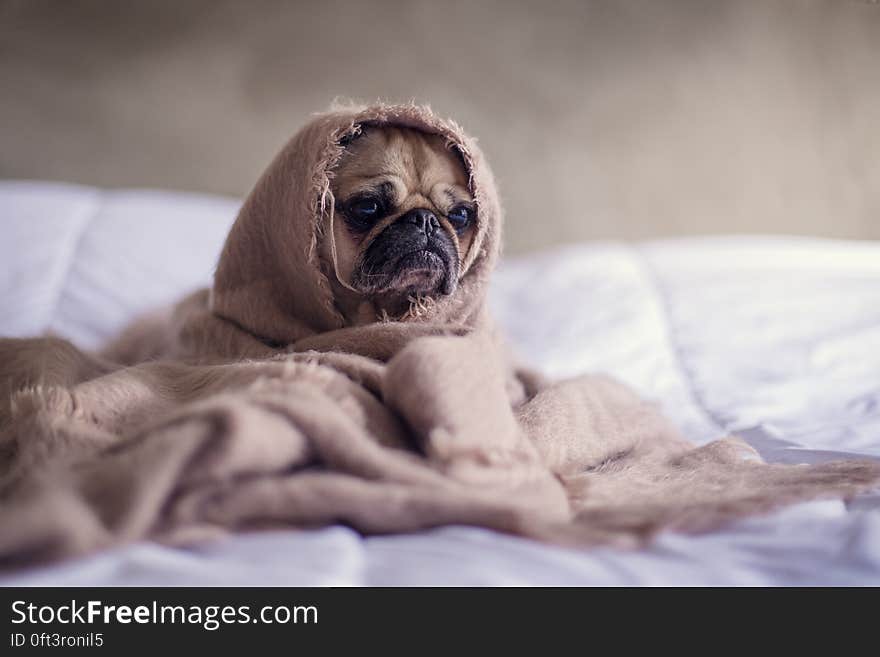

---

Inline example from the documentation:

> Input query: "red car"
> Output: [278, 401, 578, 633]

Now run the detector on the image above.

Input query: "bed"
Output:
[1, 179, 878, 586]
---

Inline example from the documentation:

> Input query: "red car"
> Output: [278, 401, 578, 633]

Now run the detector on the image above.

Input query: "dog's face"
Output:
[328, 126, 475, 317]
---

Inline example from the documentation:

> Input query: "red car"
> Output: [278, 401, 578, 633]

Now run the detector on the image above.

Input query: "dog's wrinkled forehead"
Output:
[332, 126, 472, 213]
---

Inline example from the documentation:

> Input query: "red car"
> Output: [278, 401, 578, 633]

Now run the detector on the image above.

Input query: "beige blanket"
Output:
[1, 103, 878, 568]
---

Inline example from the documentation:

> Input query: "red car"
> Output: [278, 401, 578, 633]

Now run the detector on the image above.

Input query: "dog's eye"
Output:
[350, 198, 380, 219]
[447, 205, 473, 231]
[345, 197, 385, 230]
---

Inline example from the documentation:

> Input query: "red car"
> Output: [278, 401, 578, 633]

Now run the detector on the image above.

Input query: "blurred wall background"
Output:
[1, 0, 878, 253]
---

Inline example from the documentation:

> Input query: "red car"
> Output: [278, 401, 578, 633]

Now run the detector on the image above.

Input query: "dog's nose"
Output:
[403, 208, 440, 236]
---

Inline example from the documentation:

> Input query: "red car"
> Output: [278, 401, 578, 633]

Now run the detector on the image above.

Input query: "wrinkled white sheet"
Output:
[1, 180, 878, 586]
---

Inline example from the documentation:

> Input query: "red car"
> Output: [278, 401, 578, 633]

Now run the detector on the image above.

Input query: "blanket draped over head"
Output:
[1, 103, 878, 567]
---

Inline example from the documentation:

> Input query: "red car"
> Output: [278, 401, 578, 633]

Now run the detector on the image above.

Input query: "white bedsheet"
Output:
[1, 180, 878, 586]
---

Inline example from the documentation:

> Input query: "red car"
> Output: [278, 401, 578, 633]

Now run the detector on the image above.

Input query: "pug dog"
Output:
[324, 126, 477, 323]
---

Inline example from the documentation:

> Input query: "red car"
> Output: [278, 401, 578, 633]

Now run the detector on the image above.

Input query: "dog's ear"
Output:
[338, 127, 364, 148]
